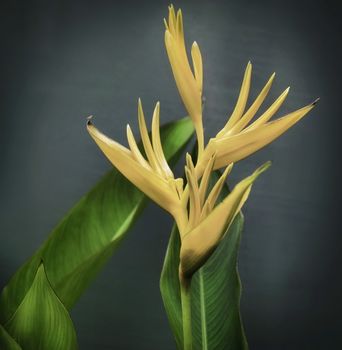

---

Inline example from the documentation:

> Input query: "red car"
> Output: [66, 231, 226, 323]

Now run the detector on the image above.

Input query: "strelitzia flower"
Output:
[87, 99, 183, 216]
[178, 154, 270, 278]
[87, 6, 317, 348]
[164, 4, 204, 156]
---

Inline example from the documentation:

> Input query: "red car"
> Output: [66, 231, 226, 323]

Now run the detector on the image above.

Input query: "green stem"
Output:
[180, 272, 192, 350]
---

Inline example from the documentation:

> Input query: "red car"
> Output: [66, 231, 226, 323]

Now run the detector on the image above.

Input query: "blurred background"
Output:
[1, 0, 341, 348]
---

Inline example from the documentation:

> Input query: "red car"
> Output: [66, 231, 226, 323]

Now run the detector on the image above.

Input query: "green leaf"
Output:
[5, 263, 78, 350]
[0, 324, 22, 350]
[191, 214, 248, 349]
[160, 172, 248, 350]
[160, 225, 183, 349]
[1, 117, 194, 324]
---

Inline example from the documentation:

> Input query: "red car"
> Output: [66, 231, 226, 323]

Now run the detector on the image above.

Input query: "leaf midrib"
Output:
[199, 269, 208, 350]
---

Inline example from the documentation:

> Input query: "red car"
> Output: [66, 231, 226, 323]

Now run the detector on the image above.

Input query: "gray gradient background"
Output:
[1, 0, 341, 349]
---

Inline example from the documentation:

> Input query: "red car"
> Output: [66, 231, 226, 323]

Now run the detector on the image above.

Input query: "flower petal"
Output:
[138, 99, 163, 175]
[245, 87, 290, 131]
[151, 102, 174, 178]
[191, 41, 203, 94]
[168, 4, 177, 37]
[175, 9, 188, 64]
[204, 101, 316, 170]
[185, 166, 201, 230]
[228, 72, 275, 134]
[165, 30, 202, 125]
[198, 153, 216, 206]
[87, 120, 178, 214]
[217, 61, 252, 136]
[201, 163, 233, 215]
[126, 124, 151, 170]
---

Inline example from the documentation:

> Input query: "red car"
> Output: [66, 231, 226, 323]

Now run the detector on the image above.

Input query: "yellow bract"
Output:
[180, 162, 270, 277]
[194, 62, 318, 173]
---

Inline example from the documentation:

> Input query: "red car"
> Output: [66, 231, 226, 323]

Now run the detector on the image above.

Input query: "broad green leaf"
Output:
[0, 117, 194, 324]
[5, 263, 78, 350]
[160, 224, 183, 349]
[0, 324, 22, 350]
[191, 214, 248, 349]
[160, 172, 248, 349]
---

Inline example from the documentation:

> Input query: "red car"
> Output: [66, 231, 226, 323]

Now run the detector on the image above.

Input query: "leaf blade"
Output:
[1, 117, 194, 323]
[5, 263, 78, 350]
[160, 171, 248, 349]
[0, 324, 22, 350]
[191, 213, 248, 349]
[160, 225, 183, 349]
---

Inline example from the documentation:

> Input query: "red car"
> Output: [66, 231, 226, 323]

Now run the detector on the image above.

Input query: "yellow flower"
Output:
[195, 62, 319, 175]
[87, 4, 318, 280]
[87, 99, 183, 216]
[164, 5, 204, 155]
[177, 154, 270, 277]
[164, 6, 318, 176]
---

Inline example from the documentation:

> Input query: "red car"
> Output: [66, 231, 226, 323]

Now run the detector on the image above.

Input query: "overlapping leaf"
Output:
[0, 324, 21, 350]
[160, 172, 248, 349]
[0, 117, 194, 324]
[5, 263, 78, 350]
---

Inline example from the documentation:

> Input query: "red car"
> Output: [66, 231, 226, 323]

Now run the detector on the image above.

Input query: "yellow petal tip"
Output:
[253, 161, 272, 178]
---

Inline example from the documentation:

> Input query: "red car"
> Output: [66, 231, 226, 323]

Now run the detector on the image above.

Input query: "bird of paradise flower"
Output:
[87, 5, 318, 349]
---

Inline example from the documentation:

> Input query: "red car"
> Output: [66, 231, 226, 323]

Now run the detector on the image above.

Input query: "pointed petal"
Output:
[165, 30, 202, 125]
[167, 8, 189, 77]
[185, 166, 201, 230]
[212, 102, 315, 169]
[151, 102, 173, 178]
[199, 200, 211, 222]
[180, 162, 270, 277]
[176, 9, 187, 63]
[163, 18, 169, 30]
[202, 163, 233, 213]
[87, 121, 178, 213]
[217, 61, 252, 136]
[137, 99, 163, 175]
[245, 87, 290, 131]
[191, 41, 203, 94]
[164, 6, 204, 153]
[168, 4, 177, 37]
[126, 124, 151, 170]
[185, 152, 196, 174]
[198, 153, 216, 206]
[228, 72, 276, 134]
